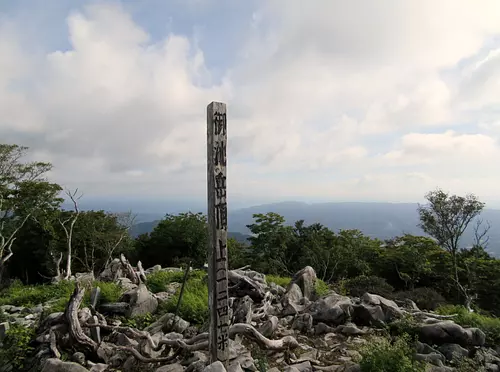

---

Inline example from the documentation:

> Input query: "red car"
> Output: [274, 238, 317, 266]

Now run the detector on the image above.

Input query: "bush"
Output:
[146, 270, 187, 294]
[436, 305, 500, 346]
[314, 279, 330, 296]
[393, 287, 446, 311]
[159, 275, 209, 325]
[387, 315, 420, 339]
[343, 275, 394, 298]
[121, 313, 156, 330]
[92, 281, 124, 303]
[266, 275, 291, 288]
[359, 334, 425, 372]
[0, 324, 35, 370]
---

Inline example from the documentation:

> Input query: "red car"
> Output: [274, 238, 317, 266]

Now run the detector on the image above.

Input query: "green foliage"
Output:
[387, 315, 420, 339]
[266, 275, 291, 288]
[359, 335, 425, 372]
[0, 279, 75, 308]
[343, 275, 394, 298]
[146, 270, 185, 294]
[92, 281, 124, 304]
[436, 305, 500, 346]
[0, 324, 36, 370]
[137, 212, 208, 268]
[393, 287, 446, 311]
[121, 313, 156, 330]
[227, 237, 248, 270]
[159, 273, 209, 325]
[314, 279, 330, 296]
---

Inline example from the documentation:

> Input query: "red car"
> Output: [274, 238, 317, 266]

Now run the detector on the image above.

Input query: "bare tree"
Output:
[59, 189, 82, 280]
[473, 218, 491, 249]
[103, 211, 136, 267]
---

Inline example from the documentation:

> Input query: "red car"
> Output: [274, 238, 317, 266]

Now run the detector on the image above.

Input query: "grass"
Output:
[146, 270, 186, 294]
[0, 279, 124, 314]
[266, 275, 291, 288]
[158, 272, 209, 325]
[436, 305, 500, 346]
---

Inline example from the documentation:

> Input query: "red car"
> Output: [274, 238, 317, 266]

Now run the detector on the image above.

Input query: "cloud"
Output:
[1, 0, 500, 205]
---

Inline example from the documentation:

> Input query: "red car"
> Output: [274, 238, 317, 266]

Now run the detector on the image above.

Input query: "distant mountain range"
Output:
[129, 202, 500, 256]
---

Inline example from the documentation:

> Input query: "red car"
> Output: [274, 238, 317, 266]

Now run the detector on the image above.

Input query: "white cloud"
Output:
[1, 0, 500, 205]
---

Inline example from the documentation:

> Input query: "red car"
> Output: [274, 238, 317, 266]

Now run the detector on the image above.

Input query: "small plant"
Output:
[314, 279, 330, 296]
[146, 270, 195, 294]
[358, 334, 425, 372]
[159, 275, 209, 325]
[266, 275, 291, 288]
[92, 281, 124, 303]
[0, 280, 75, 308]
[387, 314, 419, 339]
[121, 313, 156, 330]
[0, 324, 35, 370]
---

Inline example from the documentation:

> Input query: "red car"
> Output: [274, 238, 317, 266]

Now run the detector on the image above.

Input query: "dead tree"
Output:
[59, 189, 82, 280]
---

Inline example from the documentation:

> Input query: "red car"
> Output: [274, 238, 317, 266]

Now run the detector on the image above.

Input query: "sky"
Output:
[2, 0, 500, 211]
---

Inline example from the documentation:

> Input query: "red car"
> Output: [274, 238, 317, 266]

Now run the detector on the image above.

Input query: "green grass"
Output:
[0, 279, 124, 314]
[159, 273, 209, 325]
[436, 305, 500, 346]
[315, 279, 330, 296]
[146, 270, 186, 293]
[266, 275, 291, 288]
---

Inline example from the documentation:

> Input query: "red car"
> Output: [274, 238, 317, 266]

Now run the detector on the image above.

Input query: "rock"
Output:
[309, 294, 352, 325]
[99, 258, 123, 281]
[227, 362, 244, 372]
[204, 361, 226, 372]
[32, 304, 44, 314]
[292, 313, 313, 333]
[415, 352, 445, 366]
[355, 293, 404, 324]
[75, 272, 94, 285]
[290, 266, 317, 300]
[334, 323, 366, 336]
[148, 264, 162, 273]
[116, 277, 138, 291]
[285, 361, 313, 372]
[258, 316, 279, 337]
[120, 283, 158, 317]
[486, 364, 500, 372]
[71, 352, 86, 365]
[0, 322, 10, 341]
[145, 313, 190, 334]
[41, 358, 90, 372]
[437, 343, 469, 361]
[233, 295, 253, 324]
[156, 364, 184, 372]
[88, 364, 109, 372]
[9, 306, 25, 313]
[419, 320, 486, 346]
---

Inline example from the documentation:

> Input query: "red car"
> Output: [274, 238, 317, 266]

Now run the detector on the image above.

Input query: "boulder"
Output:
[41, 358, 90, 372]
[309, 294, 352, 325]
[156, 364, 184, 372]
[204, 361, 227, 372]
[290, 266, 317, 300]
[120, 283, 158, 317]
[437, 343, 469, 361]
[419, 321, 486, 347]
[145, 313, 190, 335]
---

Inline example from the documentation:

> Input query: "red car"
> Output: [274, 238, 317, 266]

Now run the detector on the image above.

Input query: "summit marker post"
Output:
[207, 102, 229, 363]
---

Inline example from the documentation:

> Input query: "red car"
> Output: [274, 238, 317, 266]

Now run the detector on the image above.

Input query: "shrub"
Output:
[121, 313, 156, 330]
[436, 305, 500, 346]
[314, 279, 330, 296]
[266, 275, 291, 288]
[92, 281, 124, 303]
[0, 324, 36, 370]
[393, 287, 446, 311]
[159, 275, 209, 325]
[387, 315, 420, 339]
[146, 270, 189, 294]
[358, 334, 425, 372]
[343, 275, 394, 298]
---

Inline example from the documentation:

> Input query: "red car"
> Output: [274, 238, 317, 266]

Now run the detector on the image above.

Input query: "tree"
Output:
[417, 188, 485, 308]
[0, 144, 63, 282]
[57, 189, 82, 280]
[136, 212, 208, 268]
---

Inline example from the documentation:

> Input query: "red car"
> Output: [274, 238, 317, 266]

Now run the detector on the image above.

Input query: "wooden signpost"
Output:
[207, 102, 229, 363]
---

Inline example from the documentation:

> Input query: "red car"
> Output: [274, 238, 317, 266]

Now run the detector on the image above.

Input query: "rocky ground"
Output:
[1, 258, 499, 372]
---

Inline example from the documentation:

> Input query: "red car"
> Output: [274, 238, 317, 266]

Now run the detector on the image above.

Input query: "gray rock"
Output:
[437, 343, 469, 361]
[285, 361, 312, 372]
[75, 272, 94, 285]
[233, 295, 253, 324]
[419, 320, 486, 346]
[120, 283, 158, 317]
[486, 364, 500, 372]
[71, 352, 86, 365]
[292, 313, 313, 333]
[203, 361, 226, 372]
[156, 364, 184, 372]
[145, 313, 190, 334]
[414, 352, 445, 366]
[290, 266, 317, 300]
[41, 358, 90, 372]
[0, 322, 10, 341]
[32, 304, 44, 314]
[88, 364, 109, 372]
[116, 277, 138, 291]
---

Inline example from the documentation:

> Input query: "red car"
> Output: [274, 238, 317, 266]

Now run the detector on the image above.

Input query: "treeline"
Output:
[2, 143, 500, 318]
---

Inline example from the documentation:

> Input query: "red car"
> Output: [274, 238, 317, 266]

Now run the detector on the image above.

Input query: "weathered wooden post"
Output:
[207, 101, 229, 363]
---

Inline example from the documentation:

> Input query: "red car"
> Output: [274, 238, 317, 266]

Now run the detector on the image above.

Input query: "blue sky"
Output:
[2, 0, 500, 211]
